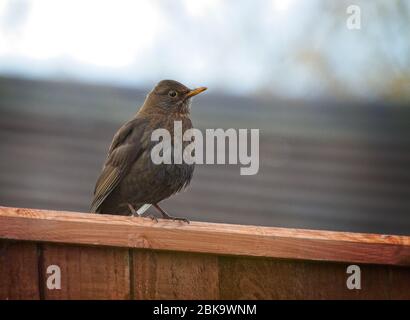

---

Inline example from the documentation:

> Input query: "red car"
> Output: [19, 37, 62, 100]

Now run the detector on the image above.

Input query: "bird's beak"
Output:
[186, 87, 207, 98]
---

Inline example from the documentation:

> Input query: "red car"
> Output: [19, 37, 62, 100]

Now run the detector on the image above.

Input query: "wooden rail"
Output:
[0, 206, 409, 299]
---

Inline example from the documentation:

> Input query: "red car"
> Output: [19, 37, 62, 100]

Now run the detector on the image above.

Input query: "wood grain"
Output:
[40, 244, 130, 299]
[132, 249, 219, 299]
[0, 206, 409, 266]
[218, 256, 410, 299]
[0, 241, 40, 299]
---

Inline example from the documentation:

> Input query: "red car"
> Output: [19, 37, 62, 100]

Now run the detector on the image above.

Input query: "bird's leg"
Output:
[141, 211, 158, 222]
[128, 203, 158, 222]
[127, 203, 138, 217]
[153, 204, 190, 224]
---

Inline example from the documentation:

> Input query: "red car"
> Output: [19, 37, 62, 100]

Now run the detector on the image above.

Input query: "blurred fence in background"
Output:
[0, 76, 409, 235]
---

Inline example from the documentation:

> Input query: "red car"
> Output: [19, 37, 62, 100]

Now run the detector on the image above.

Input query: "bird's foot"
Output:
[164, 215, 190, 224]
[141, 212, 158, 223]
[153, 204, 190, 224]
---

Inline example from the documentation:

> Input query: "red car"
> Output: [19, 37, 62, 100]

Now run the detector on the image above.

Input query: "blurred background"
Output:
[0, 0, 409, 235]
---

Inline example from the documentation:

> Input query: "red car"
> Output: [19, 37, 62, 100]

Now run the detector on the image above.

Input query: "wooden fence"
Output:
[0, 206, 409, 299]
[2, 77, 410, 235]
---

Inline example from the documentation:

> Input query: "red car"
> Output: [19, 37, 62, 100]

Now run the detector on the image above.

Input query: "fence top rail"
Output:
[0, 206, 409, 266]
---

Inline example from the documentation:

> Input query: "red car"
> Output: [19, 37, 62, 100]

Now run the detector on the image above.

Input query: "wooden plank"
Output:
[0, 241, 40, 300]
[40, 244, 130, 299]
[388, 266, 410, 299]
[132, 250, 219, 299]
[219, 256, 410, 299]
[0, 206, 409, 266]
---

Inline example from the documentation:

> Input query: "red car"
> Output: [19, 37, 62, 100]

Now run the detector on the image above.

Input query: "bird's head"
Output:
[141, 80, 207, 115]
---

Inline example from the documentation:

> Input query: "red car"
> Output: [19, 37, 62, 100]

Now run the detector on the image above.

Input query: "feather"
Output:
[90, 117, 147, 213]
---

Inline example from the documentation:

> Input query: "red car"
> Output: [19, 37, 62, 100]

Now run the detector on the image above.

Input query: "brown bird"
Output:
[90, 80, 207, 222]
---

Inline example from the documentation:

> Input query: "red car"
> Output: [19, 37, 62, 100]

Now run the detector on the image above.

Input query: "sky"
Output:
[0, 0, 408, 99]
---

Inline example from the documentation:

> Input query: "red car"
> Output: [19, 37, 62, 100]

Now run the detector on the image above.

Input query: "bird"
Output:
[90, 80, 207, 223]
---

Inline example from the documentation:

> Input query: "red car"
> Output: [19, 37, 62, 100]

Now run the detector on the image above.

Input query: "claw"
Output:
[152, 203, 189, 223]
[172, 217, 190, 224]
[148, 214, 158, 223]
[140, 211, 158, 222]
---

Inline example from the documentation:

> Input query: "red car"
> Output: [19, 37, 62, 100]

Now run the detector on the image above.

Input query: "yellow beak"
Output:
[185, 87, 207, 98]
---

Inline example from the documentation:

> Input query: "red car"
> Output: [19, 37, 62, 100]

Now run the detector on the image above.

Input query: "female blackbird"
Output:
[90, 80, 206, 222]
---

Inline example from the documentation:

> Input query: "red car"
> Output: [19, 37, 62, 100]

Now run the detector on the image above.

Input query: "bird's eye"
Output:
[168, 90, 177, 97]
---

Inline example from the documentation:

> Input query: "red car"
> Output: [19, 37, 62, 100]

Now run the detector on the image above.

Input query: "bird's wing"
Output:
[90, 117, 148, 213]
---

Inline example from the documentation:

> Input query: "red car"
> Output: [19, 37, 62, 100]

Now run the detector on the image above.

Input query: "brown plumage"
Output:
[90, 80, 206, 222]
